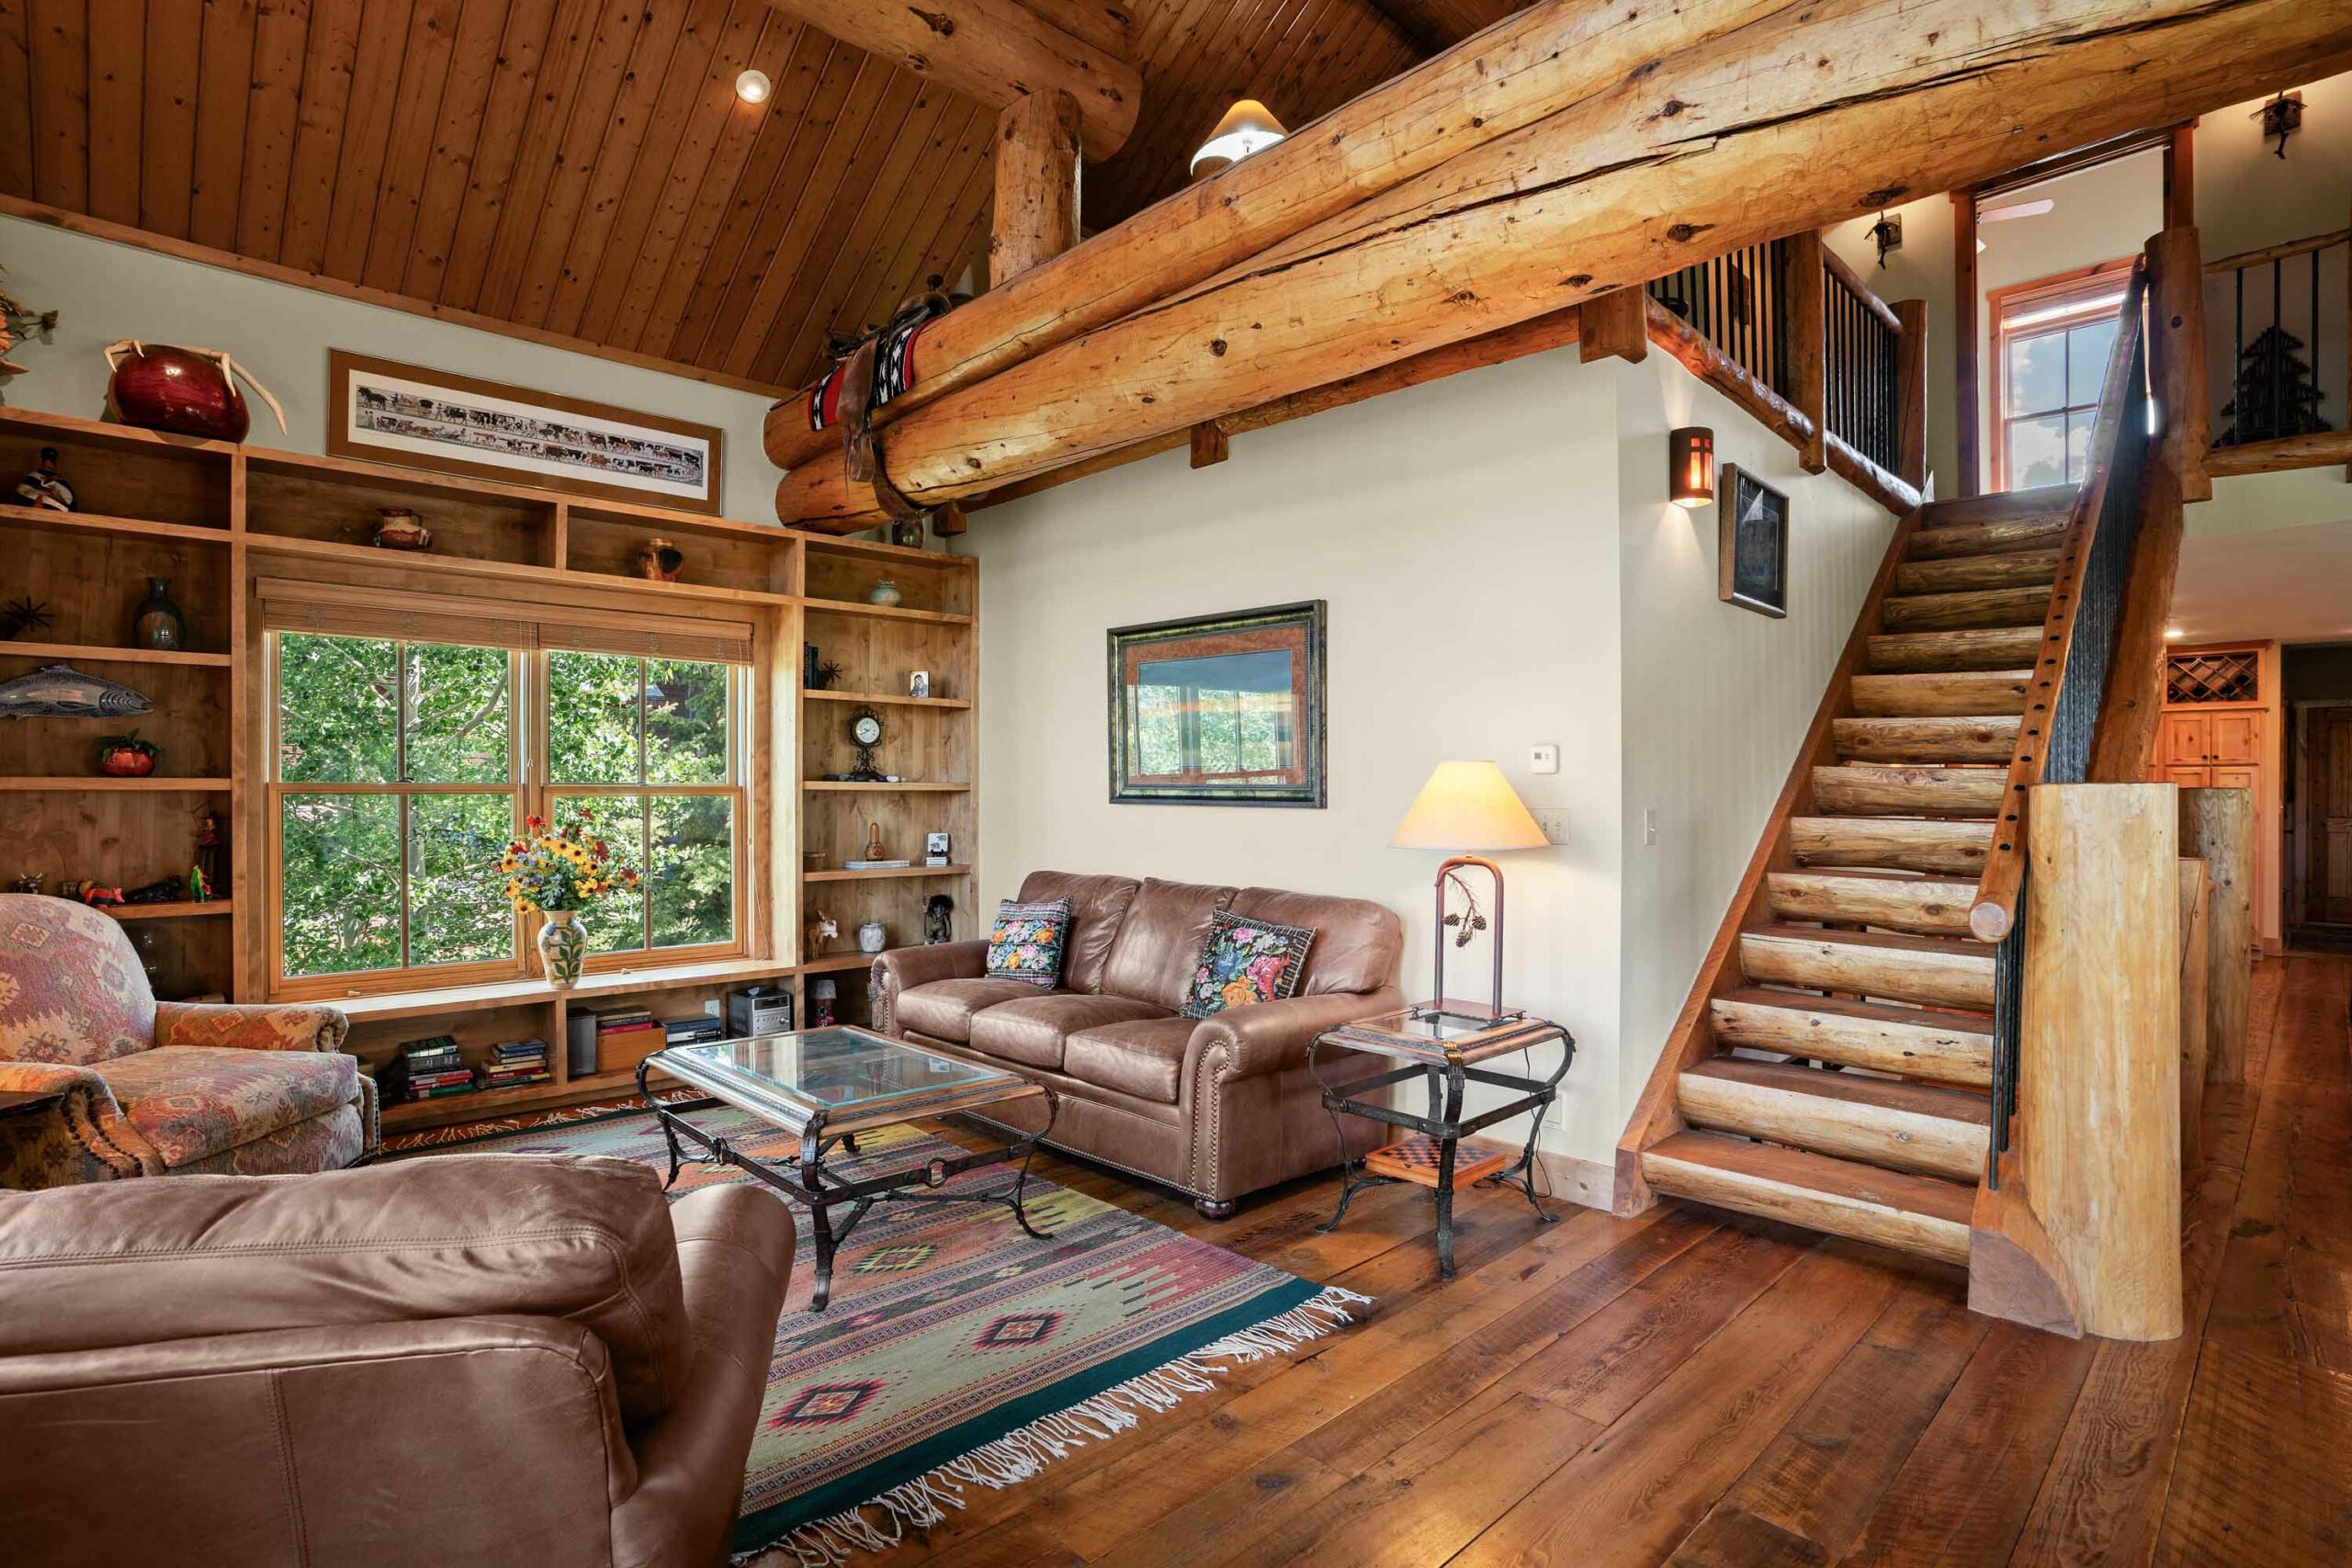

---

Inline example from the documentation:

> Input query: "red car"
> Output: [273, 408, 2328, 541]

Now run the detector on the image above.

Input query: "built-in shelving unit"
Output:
[0, 404, 978, 1131]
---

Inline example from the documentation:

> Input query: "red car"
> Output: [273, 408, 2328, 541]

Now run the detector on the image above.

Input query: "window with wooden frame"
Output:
[261, 583, 753, 998]
[1988, 259, 2132, 491]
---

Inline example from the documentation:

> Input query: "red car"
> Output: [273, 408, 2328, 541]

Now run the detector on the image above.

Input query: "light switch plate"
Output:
[1530, 743, 1560, 774]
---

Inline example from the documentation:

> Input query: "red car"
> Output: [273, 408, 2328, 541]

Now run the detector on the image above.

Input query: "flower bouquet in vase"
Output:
[496, 812, 639, 987]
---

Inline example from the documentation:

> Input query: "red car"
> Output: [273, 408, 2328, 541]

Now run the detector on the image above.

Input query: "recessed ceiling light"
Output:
[2165, 626, 2185, 639]
[736, 68, 772, 105]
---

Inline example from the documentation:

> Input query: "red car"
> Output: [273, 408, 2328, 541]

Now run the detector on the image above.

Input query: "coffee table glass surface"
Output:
[654, 1026, 1023, 1134]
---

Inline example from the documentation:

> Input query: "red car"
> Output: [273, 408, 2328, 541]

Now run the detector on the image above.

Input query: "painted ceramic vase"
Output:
[857, 918, 888, 953]
[867, 580, 903, 607]
[537, 909, 586, 988]
[637, 537, 684, 581]
[104, 343, 251, 440]
[131, 577, 186, 650]
[373, 507, 434, 550]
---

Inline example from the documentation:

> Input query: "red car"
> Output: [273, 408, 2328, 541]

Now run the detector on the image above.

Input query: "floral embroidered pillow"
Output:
[1181, 910, 1317, 1020]
[986, 897, 1073, 988]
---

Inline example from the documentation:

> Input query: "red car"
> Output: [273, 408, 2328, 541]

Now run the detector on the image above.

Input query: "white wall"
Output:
[0, 215, 780, 515]
[967, 342, 1896, 1177]
[1826, 199, 1958, 496]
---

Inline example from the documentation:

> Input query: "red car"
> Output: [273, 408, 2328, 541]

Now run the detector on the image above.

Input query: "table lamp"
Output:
[1391, 760, 1549, 1026]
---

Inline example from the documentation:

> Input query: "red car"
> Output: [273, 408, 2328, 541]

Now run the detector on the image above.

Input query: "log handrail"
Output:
[1969, 258, 2150, 945]
[1821, 244, 1906, 336]
[2203, 225, 2351, 275]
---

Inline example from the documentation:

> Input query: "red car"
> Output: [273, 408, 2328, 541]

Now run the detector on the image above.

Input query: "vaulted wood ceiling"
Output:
[0, 0, 1523, 394]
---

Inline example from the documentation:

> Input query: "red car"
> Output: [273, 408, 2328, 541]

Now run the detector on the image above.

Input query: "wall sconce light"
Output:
[1669, 426, 1715, 509]
[1191, 99, 1288, 177]
[735, 68, 772, 105]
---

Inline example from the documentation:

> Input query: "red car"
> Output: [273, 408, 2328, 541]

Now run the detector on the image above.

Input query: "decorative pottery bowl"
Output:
[868, 580, 903, 607]
[373, 507, 434, 550]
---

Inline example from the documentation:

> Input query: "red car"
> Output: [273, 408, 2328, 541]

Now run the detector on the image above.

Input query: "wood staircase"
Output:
[1623, 484, 2082, 1268]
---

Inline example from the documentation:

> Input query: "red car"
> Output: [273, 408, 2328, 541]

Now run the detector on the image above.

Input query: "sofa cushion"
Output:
[98, 1045, 357, 1168]
[896, 978, 1057, 1044]
[968, 994, 1170, 1072]
[1063, 1016, 1197, 1105]
[1016, 872, 1141, 994]
[1181, 909, 1317, 1020]
[985, 897, 1072, 987]
[1099, 879, 1238, 1011]
[1227, 886, 1404, 997]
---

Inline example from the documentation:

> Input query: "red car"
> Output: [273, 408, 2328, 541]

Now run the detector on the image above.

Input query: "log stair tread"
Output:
[1832, 716, 2020, 762]
[1739, 923, 1997, 1011]
[1910, 484, 2076, 528]
[1866, 626, 2045, 673]
[1880, 586, 2053, 632]
[1904, 516, 2069, 560]
[1641, 1130, 1975, 1265]
[1766, 869, 1979, 936]
[1810, 762, 2007, 818]
[1677, 1058, 1990, 1180]
[1683, 1057, 1992, 1125]
[1849, 671, 2032, 716]
[1789, 816, 1994, 874]
[1709, 988, 1994, 1087]
[1892, 549, 2060, 595]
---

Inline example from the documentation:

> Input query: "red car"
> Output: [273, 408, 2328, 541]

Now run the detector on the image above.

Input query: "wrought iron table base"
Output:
[1310, 1037, 1570, 1279]
[639, 1065, 1060, 1311]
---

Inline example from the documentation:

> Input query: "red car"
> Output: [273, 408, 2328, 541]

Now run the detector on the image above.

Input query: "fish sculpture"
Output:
[0, 664, 153, 719]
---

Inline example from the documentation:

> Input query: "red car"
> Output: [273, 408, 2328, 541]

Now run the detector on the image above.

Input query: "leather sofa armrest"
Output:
[1183, 987, 1408, 1084]
[154, 999, 350, 1054]
[0, 1061, 141, 1186]
[871, 940, 989, 1034]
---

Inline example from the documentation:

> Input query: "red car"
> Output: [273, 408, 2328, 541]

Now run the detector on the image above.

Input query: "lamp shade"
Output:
[1191, 99, 1289, 175]
[1391, 761, 1548, 852]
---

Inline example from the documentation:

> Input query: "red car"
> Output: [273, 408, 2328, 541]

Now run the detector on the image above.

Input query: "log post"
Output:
[990, 90, 1083, 287]
[1784, 232, 1828, 473]
[2177, 786, 2253, 1083]
[1894, 297, 1929, 491]
[2020, 783, 2181, 1342]
[2177, 856, 2211, 1168]
[2148, 226, 2211, 501]
[1954, 190, 1981, 498]
[1578, 288, 1648, 364]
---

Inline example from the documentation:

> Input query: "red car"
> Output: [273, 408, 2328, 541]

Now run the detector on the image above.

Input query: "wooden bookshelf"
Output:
[0, 403, 980, 1124]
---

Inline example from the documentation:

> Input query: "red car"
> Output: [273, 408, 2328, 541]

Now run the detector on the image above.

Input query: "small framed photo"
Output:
[908, 670, 932, 698]
[1717, 464, 1790, 618]
[925, 831, 950, 867]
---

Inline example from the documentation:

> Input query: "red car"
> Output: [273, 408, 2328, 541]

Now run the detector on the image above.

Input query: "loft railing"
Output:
[1822, 248, 1905, 477]
[1974, 258, 2151, 1185]
[1647, 240, 1793, 402]
[2203, 224, 2348, 475]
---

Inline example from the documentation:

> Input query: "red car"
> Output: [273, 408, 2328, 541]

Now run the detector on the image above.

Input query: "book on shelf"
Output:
[842, 858, 912, 870]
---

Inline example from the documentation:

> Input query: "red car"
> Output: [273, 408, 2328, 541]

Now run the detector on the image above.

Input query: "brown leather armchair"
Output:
[0, 1154, 792, 1567]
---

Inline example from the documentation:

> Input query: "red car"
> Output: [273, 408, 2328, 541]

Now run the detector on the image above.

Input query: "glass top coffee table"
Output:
[637, 1026, 1058, 1310]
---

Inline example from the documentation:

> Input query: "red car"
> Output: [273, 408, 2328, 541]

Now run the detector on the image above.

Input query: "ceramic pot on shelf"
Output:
[131, 577, 185, 650]
[372, 507, 433, 551]
[537, 909, 586, 988]
[102, 341, 287, 443]
[867, 580, 903, 607]
[857, 918, 888, 954]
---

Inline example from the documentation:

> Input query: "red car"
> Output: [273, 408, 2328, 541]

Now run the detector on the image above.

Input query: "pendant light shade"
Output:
[1191, 99, 1289, 177]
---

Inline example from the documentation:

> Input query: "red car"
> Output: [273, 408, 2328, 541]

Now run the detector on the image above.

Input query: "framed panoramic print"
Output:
[1717, 463, 1791, 618]
[1108, 601, 1328, 807]
[327, 351, 724, 513]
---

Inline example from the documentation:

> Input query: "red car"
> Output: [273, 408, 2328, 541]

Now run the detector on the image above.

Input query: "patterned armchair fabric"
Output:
[0, 896, 371, 1190]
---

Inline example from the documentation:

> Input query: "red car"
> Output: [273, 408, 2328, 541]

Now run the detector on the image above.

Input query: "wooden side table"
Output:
[1307, 1005, 1575, 1277]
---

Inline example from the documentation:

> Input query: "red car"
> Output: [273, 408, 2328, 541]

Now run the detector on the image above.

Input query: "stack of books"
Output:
[589, 1008, 666, 1074]
[386, 1036, 474, 1104]
[475, 1038, 551, 1091]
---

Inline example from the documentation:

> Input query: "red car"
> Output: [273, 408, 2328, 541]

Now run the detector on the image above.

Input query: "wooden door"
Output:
[2210, 710, 2263, 764]
[2158, 712, 2211, 766]
[2312, 708, 2352, 924]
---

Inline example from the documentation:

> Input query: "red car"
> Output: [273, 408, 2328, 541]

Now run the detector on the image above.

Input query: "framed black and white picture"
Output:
[1107, 601, 1327, 807]
[1717, 464, 1790, 618]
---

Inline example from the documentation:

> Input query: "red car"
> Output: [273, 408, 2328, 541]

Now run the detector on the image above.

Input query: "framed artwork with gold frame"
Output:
[1107, 601, 1327, 807]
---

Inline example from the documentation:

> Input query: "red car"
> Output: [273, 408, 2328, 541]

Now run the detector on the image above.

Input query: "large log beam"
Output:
[776, 0, 2348, 530]
[763, 0, 1790, 471]
[759, 0, 1139, 161]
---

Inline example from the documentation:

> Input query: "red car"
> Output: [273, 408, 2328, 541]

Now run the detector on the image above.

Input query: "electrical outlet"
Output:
[1644, 808, 1659, 845]
[1532, 808, 1570, 845]
[1530, 742, 1560, 774]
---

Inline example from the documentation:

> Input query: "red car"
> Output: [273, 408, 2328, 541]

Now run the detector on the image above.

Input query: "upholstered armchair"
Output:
[0, 895, 372, 1190]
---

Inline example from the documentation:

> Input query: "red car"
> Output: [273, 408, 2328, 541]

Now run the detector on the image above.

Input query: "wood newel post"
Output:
[1577, 287, 1649, 365]
[1785, 232, 1828, 473]
[1894, 297, 1928, 491]
[2019, 783, 2182, 1342]
[990, 90, 1083, 287]
[2147, 226, 2211, 500]
[2177, 786, 2253, 1084]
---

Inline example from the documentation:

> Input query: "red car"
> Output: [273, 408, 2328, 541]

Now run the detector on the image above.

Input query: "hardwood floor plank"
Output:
[2153, 1340, 2352, 1564]
[1668, 1506, 1830, 1568]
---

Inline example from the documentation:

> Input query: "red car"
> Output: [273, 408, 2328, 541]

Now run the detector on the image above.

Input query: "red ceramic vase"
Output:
[98, 747, 157, 778]
[106, 344, 251, 441]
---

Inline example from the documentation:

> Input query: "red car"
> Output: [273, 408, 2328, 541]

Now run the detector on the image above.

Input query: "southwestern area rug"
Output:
[395, 1106, 1368, 1564]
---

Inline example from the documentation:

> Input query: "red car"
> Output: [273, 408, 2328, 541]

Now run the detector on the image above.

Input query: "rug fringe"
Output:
[735, 1283, 1374, 1567]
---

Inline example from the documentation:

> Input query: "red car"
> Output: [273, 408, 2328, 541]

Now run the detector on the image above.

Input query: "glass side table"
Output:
[1307, 1005, 1576, 1278]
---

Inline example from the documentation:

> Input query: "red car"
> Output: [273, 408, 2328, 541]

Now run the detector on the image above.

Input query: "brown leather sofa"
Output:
[0, 1154, 791, 1568]
[873, 873, 1405, 1217]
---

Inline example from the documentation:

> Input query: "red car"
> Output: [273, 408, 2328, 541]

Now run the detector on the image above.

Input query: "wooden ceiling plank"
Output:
[1080, 0, 1222, 229]
[738, 72, 950, 380]
[656, 39, 866, 365]
[605, 7, 803, 353]
[398, 0, 532, 298]
[362, 0, 489, 291]
[275, 0, 363, 271]
[545, 0, 729, 339]
[234, 0, 316, 262]
[828, 102, 989, 353]
[187, 0, 256, 247]
[316, 0, 415, 278]
[26, 0, 88, 212]
[468, 0, 605, 317]
[436, 0, 572, 307]
[506, 0, 669, 326]
[1101, 0, 1291, 228]
[754, 0, 1140, 159]
[86, 0, 143, 224]
[0, 1, 33, 199]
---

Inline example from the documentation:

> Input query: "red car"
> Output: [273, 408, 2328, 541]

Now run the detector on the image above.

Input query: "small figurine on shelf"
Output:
[14, 446, 73, 511]
[862, 821, 887, 863]
[806, 908, 839, 957]
[0, 663, 153, 719]
[808, 976, 838, 1028]
[11, 872, 42, 894]
[95, 730, 159, 777]
[194, 811, 223, 896]
[58, 879, 124, 908]
[636, 537, 684, 581]
[867, 580, 904, 607]
[122, 874, 187, 905]
[372, 507, 434, 550]
[924, 893, 954, 945]
[131, 577, 187, 650]
[187, 863, 212, 903]
[908, 670, 931, 699]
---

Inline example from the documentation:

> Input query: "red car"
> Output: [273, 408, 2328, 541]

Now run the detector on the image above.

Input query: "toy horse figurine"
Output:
[806, 909, 840, 957]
